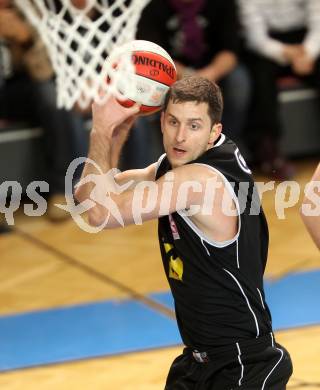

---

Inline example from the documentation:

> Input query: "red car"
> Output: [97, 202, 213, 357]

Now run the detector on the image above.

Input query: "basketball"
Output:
[106, 40, 177, 114]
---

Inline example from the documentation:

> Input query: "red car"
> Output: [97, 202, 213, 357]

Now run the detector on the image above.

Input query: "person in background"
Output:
[0, 0, 88, 222]
[238, 0, 320, 180]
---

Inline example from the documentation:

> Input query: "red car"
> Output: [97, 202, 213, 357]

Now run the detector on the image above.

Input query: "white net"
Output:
[14, 0, 150, 109]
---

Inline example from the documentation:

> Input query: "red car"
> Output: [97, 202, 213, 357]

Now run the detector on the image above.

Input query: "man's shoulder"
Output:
[192, 136, 253, 180]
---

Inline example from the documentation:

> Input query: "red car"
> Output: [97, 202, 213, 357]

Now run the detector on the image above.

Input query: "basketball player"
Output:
[301, 163, 320, 249]
[76, 76, 293, 389]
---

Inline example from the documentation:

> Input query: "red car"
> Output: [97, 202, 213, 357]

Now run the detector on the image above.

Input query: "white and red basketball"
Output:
[105, 40, 177, 114]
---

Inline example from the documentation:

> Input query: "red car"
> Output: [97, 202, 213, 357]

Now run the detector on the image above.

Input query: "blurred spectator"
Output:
[120, 0, 252, 170]
[0, 0, 88, 222]
[238, 0, 320, 180]
[137, 0, 251, 141]
[300, 163, 320, 249]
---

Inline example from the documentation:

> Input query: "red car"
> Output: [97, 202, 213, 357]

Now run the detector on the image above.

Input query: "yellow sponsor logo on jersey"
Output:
[169, 256, 183, 281]
[164, 242, 183, 281]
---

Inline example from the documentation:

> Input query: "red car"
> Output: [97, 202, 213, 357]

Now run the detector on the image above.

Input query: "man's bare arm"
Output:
[74, 96, 140, 211]
[114, 163, 157, 190]
[85, 161, 237, 246]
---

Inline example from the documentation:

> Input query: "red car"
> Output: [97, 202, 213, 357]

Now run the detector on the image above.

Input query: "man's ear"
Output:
[209, 123, 222, 146]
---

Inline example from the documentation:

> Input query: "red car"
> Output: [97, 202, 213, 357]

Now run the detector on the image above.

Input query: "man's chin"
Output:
[168, 156, 189, 168]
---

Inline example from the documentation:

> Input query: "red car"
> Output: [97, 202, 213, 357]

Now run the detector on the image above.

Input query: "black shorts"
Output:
[165, 334, 293, 390]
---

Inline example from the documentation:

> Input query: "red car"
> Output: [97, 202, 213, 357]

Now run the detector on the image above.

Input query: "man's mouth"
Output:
[173, 147, 186, 156]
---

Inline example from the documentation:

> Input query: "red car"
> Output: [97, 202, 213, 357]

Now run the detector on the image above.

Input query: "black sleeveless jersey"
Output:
[156, 134, 273, 351]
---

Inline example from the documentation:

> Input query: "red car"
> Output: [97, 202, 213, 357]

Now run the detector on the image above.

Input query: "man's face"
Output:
[161, 99, 221, 168]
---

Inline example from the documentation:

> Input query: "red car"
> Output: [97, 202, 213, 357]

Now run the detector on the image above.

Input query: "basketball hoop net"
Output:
[14, 0, 151, 109]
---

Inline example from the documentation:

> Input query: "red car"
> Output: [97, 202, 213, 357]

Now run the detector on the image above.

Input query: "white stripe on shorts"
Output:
[261, 347, 284, 390]
[236, 342, 244, 386]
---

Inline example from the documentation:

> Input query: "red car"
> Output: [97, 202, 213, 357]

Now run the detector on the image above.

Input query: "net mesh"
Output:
[14, 0, 150, 109]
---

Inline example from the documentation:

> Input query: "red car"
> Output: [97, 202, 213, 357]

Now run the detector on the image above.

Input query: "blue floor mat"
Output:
[1, 269, 319, 371]
[265, 270, 320, 329]
[0, 299, 181, 372]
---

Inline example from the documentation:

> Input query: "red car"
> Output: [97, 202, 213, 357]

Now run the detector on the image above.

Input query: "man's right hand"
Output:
[91, 95, 140, 140]
[91, 95, 140, 168]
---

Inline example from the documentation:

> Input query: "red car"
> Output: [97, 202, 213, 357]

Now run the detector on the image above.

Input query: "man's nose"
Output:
[175, 125, 186, 143]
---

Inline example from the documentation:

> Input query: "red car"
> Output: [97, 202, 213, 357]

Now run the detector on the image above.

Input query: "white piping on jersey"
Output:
[155, 153, 167, 178]
[223, 268, 260, 338]
[236, 342, 244, 386]
[261, 347, 284, 390]
[270, 332, 275, 347]
[257, 288, 266, 310]
[236, 240, 240, 268]
[213, 133, 226, 147]
[201, 238, 211, 256]
[177, 164, 241, 249]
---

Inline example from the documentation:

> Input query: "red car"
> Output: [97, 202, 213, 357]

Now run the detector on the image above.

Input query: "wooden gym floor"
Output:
[0, 158, 319, 390]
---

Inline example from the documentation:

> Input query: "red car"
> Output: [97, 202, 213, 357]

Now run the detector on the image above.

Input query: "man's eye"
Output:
[190, 123, 200, 130]
[169, 119, 177, 126]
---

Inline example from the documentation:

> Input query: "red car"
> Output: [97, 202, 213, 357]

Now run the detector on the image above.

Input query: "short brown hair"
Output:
[163, 76, 224, 125]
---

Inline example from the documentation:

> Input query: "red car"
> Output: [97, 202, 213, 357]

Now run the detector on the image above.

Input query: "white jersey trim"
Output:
[236, 239, 240, 268]
[200, 238, 211, 256]
[224, 268, 260, 338]
[155, 153, 166, 178]
[270, 332, 275, 347]
[213, 133, 226, 147]
[257, 288, 266, 310]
